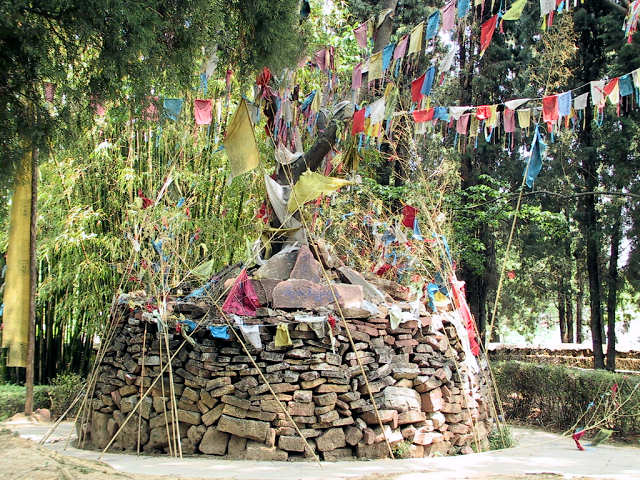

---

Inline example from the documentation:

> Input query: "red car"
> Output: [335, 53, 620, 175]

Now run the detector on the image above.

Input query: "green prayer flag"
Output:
[287, 170, 352, 213]
[224, 99, 260, 179]
[502, 0, 527, 20]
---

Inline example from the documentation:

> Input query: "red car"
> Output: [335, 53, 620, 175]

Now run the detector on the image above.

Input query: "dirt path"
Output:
[1, 417, 638, 480]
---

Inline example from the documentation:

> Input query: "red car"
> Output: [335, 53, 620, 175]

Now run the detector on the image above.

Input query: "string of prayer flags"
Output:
[442, 0, 456, 31]
[222, 269, 260, 316]
[275, 324, 292, 347]
[194, 99, 212, 125]
[163, 98, 184, 121]
[480, 15, 499, 57]
[502, 0, 527, 20]
[449, 106, 471, 120]
[287, 170, 352, 213]
[421, 66, 436, 96]
[623, 0, 640, 44]
[426, 11, 441, 40]
[223, 99, 260, 179]
[355, 22, 368, 48]
[524, 125, 546, 188]
[458, 0, 471, 18]
[369, 51, 384, 82]
[408, 22, 424, 56]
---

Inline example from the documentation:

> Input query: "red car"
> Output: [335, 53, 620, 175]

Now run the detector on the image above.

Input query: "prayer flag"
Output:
[573, 92, 589, 110]
[369, 98, 386, 124]
[503, 0, 528, 20]
[558, 91, 572, 117]
[450, 106, 471, 119]
[517, 108, 531, 128]
[542, 95, 559, 124]
[458, 0, 471, 18]
[408, 22, 424, 55]
[163, 98, 184, 121]
[394, 36, 408, 59]
[456, 113, 471, 134]
[619, 74, 634, 96]
[288, 170, 352, 213]
[355, 22, 368, 48]
[421, 66, 436, 96]
[352, 108, 365, 135]
[504, 98, 530, 110]
[382, 43, 395, 71]
[426, 11, 441, 39]
[413, 108, 435, 122]
[402, 205, 418, 228]
[540, 0, 555, 16]
[442, 1, 457, 31]
[604, 77, 620, 105]
[208, 325, 230, 340]
[2, 152, 32, 366]
[412, 73, 426, 103]
[194, 99, 212, 125]
[352, 62, 363, 90]
[503, 108, 516, 133]
[368, 51, 384, 82]
[476, 105, 492, 120]
[480, 15, 499, 57]
[222, 269, 260, 317]
[434, 106, 449, 121]
[223, 99, 260, 179]
[275, 324, 293, 347]
[524, 125, 546, 188]
[590, 80, 606, 108]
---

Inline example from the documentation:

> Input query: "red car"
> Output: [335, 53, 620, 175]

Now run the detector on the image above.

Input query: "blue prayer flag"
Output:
[558, 92, 571, 117]
[619, 74, 634, 97]
[426, 11, 441, 39]
[458, 0, 470, 18]
[163, 98, 184, 121]
[209, 325, 230, 340]
[382, 43, 396, 72]
[524, 126, 546, 188]
[421, 67, 436, 96]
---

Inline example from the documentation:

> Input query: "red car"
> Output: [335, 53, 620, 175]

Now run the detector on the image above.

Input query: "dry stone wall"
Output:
[80, 243, 495, 461]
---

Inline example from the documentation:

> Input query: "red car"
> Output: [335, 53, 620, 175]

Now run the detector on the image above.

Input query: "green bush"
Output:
[493, 361, 640, 437]
[0, 384, 50, 421]
[48, 372, 85, 418]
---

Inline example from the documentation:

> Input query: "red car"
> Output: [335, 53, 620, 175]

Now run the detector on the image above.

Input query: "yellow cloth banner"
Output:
[502, 0, 527, 20]
[408, 22, 424, 56]
[223, 99, 260, 179]
[287, 170, 352, 213]
[517, 108, 531, 129]
[368, 51, 383, 82]
[2, 152, 32, 367]
[275, 324, 292, 347]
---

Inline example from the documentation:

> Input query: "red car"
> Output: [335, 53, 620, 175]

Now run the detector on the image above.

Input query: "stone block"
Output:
[244, 441, 288, 461]
[278, 435, 307, 452]
[272, 279, 334, 309]
[380, 386, 421, 413]
[421, 388, 443, 412]
[217, 415, 270, 442]
[290, 245, 322, 283]
[199, 428, 229, 455]
[316, 427, 346, 452]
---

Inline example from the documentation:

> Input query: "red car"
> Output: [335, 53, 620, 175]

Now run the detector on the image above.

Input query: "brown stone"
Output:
[397, 410, 426, 425]
[272, 279, 335, 309]
[316, 428, 346, 452]
[254, 250, 298, 280]
[421, 388, 443, 412]
[290, 245, 322, 283]
[202, 404, 225, 426]
[217, 415, 270, 442]
[337, 266, 386, 303]
[278, 435, 307, 452]
[199, 428, 229, 455]
[332, 283, 364, 309]
[244, 441, 288, 461]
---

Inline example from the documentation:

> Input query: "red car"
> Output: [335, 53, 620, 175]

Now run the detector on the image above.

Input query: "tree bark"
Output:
[373, 0, 398, 54]
[576, 260, 584, 343]
[558, 278, 567, 343]
[566, 288, 574, 343]
[25, 146, 38, 415]
[606, 204, 622, 371]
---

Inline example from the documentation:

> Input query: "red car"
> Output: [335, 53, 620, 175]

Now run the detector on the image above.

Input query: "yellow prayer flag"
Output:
[275, 324, 292, 347]
[287, 170, 352, 213]
[486, 105, 499, 128]
[223, 99, 260, 179]
[517, 108, 531, 129]
[368, 51, 383, 82]
[2, 151, 32, 367]
[408, 22, 424, 56]
[502, 0, 527, 20]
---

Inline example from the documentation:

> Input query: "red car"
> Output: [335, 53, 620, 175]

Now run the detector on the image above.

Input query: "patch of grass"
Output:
[488, 425, 515, 450]
[392, 440, 412, 458]
[0, 384, 50, 421]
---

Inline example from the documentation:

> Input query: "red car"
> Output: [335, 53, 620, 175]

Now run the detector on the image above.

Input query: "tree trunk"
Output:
[373, 0, 398, 54]
[25, 146, 38, 415]
[576, 260, 584, 343]
[606, 205, 622, 371]
[557, 278, 567, 343]
[565, 288, 574, 343]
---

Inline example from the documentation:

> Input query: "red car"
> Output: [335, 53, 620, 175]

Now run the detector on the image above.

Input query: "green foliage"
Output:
[488, 425, 515, 450]
[48, 372, 84, 418]
[494, 361, 640, 436]
[0, 384, 50, 421]
[391, 440, 412, 458]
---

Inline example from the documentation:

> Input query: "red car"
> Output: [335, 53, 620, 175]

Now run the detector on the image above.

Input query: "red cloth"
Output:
[412, 108, 434, 123]
[225, 69, 233, 89]
[354, 23, 368, 49]
[402, 205, 418, 228]
[476, 105, 491, 120]
[456, 113, 470, 134]
[542, 95, 559, 124]
[394, 35, 408, 60]
[503, 108, 516, 133]
[194, 99, 212, 125]
[222, 269, 260, 316]
[604, 77, 619, 97]
[137, 189, 153, 209]
[314, 48, 327, 71]
[144, 96, 159, 121]
[411, 73, 426, 103]
[328, 315, 337, 332]
[572, 430, 586, 451]
[450, 274, 480, 356]
[480, 15, 499, 55]
[375, 263, 392, 275]
[352, 62, 363, 90]
[352, 108, 365, 135]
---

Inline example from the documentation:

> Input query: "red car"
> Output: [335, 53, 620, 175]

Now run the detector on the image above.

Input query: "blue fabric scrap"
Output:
[163, 98, 184, 121]
[524, 125, 546, 188]
[209, 325, 230, 340]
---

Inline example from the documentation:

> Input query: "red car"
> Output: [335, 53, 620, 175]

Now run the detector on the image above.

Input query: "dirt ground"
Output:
[0, 428, 609, 480]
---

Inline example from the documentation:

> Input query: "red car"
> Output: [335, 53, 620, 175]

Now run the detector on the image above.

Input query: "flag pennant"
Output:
[542, 95, 559, 125]
[288, 170, 352, 213]
[355, 22, 368, 48]
[426, 11, 441, 39]
[194, 99, 212, 125]
[382, 43, 396, 71]
[413, 108, 435, 123]
[352, 107, 366, 135]
[412, 73, 426, 103]
[442, 0, 457, 31]
[408, 22, 424, 55]
[421, 66, 436, 96]
[503, 0, 527, 20]
[223, 99, 260, 179]
[524, 126, 546, 188]
[352, 62, 363, 90]
[480, 15, 499, 57]
[458, 0, 471, 18]
[368, 51, 384, 82]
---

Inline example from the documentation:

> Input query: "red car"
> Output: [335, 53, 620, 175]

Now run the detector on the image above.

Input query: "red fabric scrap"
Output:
[222, 269, 260, 317]
[402, 204, 418, 228]
[456, 113, 471, 134]
[352, 108, 366, 135]
[411, 73, 426, 103]
[328, 314, 337, 332]
[225, 69, 233, 89]
[572, 430, 586, 451]
[503, 108, 516, 133]
[476, 105, 492, 120]
[412, 108, 435, 123]
[542, 95, 559, 124]
[375, 263, 392, 276]
[480, 15, 499, 55]
[450, 274, 480, 356]
[138, 189, 153, 209]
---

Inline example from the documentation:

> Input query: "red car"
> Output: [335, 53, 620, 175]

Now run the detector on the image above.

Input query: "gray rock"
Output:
[199, 428, 229, 455]
[217, 415, 270, 442]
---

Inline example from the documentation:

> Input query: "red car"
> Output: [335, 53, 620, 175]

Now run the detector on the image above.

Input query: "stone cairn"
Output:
[81, 240, 495, 461]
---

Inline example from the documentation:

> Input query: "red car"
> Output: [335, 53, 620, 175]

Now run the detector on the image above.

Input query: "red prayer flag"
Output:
[222, 269, 260, 316]
[603, 77, 619, 97]
[503, 108, 516, 133]
[480, 15, 499, 56]
[476, 105, 491, 120]
[441, 0, 456, 32]
[411, 73, 426, 103]
[542, 95, 559, 124]
[352, 108, 365, 135]
[456, 113, 470, 134]
[355, 23, 368, 49]
[450, 274, 480, 356]
[412, 108, 435, 123]
[402, 205, 417, 228]
[352, 62, 362, 90]
[194, 99, 212, 125]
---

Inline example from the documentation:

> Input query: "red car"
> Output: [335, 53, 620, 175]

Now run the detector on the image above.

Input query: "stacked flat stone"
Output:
[81, 242, 494, 460]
